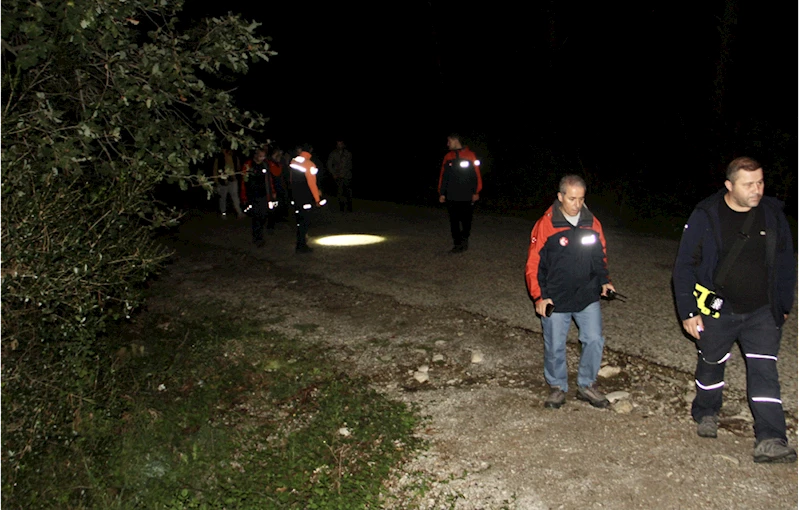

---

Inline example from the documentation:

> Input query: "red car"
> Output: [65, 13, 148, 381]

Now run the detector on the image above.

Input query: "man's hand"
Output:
[682, 315, 704, 341]
[536, 298, 554, 317]
[472, 193, 479, 202]
[601, 283, 616, 297]
[439, 195, 446, 204]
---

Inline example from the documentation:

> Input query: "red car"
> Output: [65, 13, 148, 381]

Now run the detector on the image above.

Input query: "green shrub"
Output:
[1, 0, 274, 486]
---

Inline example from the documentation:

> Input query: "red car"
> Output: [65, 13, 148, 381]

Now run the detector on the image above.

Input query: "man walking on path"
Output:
[438, 133, 482, 253]
[525, 175, 615, 410]
[672, 156, 796, 463]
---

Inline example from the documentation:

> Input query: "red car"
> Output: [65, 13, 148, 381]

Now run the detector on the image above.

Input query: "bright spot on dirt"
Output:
[314, 234, 386, 246]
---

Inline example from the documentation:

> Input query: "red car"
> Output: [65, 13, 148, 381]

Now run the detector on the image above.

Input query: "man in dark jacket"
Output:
[525, 175, 616, 410]
[438, 133, 482, 253]
[242, 148, 277, 247]
[289, 146, 326, 253]
[672, 156, 796, 463]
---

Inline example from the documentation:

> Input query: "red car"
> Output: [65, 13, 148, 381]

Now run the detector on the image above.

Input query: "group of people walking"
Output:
[211, 140, 353, 253]
[438, 134, 796, 465]
[214, 133, 796, 465]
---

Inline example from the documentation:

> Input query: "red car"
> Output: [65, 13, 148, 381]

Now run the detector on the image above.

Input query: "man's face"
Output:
[557, 184, 586, 217]
[446, 137, 458, 150]
[725, 168, 764, 210]
[254, 151, 266, 164]
[336, 141, 345, 150]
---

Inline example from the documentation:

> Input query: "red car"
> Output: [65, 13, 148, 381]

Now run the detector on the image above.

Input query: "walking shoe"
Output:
[753, 438, 797, 464]
[576, 383, 610, 408]
[449, 244, 465, 254]
[544, 388, 566, 409]
[696, 415, 718, 438]
[295, 244, 313, 254]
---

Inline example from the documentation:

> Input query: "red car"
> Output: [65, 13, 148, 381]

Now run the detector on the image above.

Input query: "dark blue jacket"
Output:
[672, 189, 795, 327]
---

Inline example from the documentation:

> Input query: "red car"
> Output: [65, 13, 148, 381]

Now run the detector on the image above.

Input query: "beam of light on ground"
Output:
[314, 234, 386, 246]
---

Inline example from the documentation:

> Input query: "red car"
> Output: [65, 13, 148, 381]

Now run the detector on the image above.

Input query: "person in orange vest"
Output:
[289, 145, 326, 253]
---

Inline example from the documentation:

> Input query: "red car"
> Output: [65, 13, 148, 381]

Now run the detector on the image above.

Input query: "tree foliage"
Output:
[1, 0, 274, 486]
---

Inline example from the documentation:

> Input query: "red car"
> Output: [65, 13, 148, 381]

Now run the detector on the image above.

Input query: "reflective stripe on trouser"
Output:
[691, 305, 786, 441]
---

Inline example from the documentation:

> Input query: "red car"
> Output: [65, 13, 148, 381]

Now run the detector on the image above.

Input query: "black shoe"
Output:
[753, 438, 797, 463]
[295, 244, 313, 254]
[450, 244, 465, 254]
[696, 415, 718, 438]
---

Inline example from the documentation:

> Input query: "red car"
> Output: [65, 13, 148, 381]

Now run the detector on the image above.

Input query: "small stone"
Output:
[605, 391, 630, 403]
[684, 391, 696, 404]
[432, 354, 445, 363]
[713, 454, 740, 465]
[471, 351, 484, 364]
[457, 332, 464, 337]
[612, 399, 634, 414]
[435, 340, 447, 346]
[413, 371, 429, 383]
[417, 365, 429, 373]
[598, 365, 622, 378]
[338, 427, 351, 437]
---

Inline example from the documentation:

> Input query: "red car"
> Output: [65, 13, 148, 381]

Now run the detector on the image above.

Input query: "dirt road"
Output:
[166, 201, 797, 509]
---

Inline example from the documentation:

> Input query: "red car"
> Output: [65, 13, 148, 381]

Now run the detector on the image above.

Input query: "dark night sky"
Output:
[185, 1, 797, 207]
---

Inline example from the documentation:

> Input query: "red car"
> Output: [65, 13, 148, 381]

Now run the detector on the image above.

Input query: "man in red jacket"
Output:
[525, 175, 616, 409]
[438, 133, 482, 253]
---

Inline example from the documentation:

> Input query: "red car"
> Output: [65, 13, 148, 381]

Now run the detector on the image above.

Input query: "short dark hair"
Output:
[447, 132, 461, 142]
[726, 156, 762, 182]
[558, 174, 586, 194]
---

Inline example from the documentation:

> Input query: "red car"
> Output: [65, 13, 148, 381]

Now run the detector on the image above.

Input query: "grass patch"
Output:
[292, 323, 320, 334]
[3, 300, 424, 509]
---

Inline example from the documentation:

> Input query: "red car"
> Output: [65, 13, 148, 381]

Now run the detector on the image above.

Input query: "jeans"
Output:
[541, 300, 605, 392]
[691, 305, 786, 442]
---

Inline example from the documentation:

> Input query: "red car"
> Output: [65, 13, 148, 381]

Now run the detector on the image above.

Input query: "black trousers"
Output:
[250, 198, 275, 242]
[294, 205, 310, 247]
[446, 200, 473, 246]
[691, 305, 787, 441]
[337, 178, 353, 212]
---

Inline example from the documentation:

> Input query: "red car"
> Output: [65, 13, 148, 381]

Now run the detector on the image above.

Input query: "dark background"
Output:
[182, 1, 797, 221]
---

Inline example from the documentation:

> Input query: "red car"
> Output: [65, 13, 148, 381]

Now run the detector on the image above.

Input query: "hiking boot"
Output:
[753, 438, 797, 464]
[544, 388, 566, 409]
[696, 415, 718, 438]
[576, 383, 610, 408]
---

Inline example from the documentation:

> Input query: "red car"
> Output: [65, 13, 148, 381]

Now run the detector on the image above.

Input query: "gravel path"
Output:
[173, 199, 797, 509]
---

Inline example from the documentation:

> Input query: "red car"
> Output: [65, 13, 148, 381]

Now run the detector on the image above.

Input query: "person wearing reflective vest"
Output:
[438, 133, 482, 253]
[672, 156, 796, 463]
[289, 149, 326, 253]
[241, 148, 277, 247]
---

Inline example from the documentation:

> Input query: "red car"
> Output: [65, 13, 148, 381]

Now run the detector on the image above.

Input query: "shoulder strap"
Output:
[714, 208, 757, 289]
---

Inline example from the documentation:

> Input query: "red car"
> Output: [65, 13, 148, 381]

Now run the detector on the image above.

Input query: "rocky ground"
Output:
[158, 201, 798, 509]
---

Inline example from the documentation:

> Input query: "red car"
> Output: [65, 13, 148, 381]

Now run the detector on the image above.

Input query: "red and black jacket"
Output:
[525, 202, 611, 313]
[438, 147, 482, 202]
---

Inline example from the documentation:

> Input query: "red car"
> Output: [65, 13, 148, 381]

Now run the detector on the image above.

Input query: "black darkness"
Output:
[183, 1, 797, 216]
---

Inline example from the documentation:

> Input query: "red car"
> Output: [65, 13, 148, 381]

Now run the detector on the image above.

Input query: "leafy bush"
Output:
[1, 0, 274, 485]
